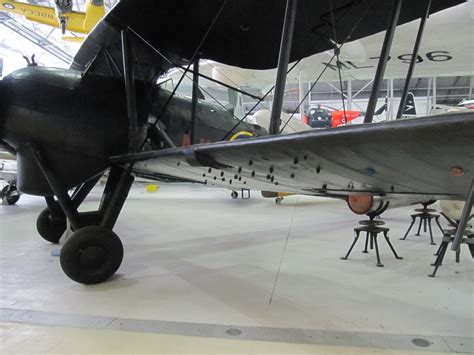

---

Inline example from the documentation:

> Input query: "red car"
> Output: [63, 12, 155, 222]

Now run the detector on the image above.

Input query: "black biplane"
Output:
[0, 0, 472, 284]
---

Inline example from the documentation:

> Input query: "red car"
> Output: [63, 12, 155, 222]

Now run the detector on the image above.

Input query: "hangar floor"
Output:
[1, 183, 473, 354]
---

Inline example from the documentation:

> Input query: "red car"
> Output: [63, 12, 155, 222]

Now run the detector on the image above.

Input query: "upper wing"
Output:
[70, 0, 463, 80]
[112, 113, 474, 200]
[193, 3, 474, 88]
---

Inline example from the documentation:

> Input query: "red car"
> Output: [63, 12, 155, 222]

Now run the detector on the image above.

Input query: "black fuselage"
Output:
[0, 67, 265, 195]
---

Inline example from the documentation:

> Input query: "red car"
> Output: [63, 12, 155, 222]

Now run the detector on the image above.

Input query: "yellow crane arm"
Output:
[1, 0, 58, 28]
[0, 0, 104, 35]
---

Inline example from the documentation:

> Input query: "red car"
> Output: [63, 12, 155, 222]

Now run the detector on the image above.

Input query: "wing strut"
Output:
[396, 0, 431, 119]
[121, 29, 139, 153]
[190, 57, 200, 145]
[451, 179, 474, 251]
[364, 0, 403, 123]
[269, 0, 298, 135]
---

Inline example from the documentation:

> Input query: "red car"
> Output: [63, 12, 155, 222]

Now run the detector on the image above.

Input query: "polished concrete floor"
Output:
[0, 183, 473, 354]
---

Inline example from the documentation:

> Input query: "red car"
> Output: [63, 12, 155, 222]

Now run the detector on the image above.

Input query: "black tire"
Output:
[1, 185, 20, 205]
[36, 206, 66, 244]
[231, 191, 238, 199]
[60, 226, 123, 285]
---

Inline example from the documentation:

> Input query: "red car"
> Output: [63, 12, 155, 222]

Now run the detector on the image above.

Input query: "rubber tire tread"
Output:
[36, 207, 66, 243]
[60, 226, 123, 285]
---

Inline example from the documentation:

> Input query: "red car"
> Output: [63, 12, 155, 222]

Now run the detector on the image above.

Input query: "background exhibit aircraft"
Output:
[0, 0, 105, 40]
[161, 1, 472, 130]
[180, 1, 473, 90]
[0, 0, 473, 285]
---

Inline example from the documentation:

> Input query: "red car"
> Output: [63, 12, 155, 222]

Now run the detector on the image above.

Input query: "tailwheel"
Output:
[60, 226, 124, 285]
[36, 203, 66, 244]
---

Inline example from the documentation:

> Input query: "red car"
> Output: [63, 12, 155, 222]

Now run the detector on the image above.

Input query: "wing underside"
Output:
[112, 113, 474, 201]
[71, 0, 464, 80]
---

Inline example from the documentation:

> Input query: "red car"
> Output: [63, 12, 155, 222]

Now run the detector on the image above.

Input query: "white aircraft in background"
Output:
[161, 1, 473, 135]
[0, 151, 19, 205]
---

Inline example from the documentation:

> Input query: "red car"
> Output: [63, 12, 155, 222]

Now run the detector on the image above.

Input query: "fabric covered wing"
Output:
[113, 113, 474, 200]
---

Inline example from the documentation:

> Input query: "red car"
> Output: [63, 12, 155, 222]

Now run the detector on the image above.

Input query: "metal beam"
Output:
[425, 77, 432, 116]
[397, 0, 431, 119]
[469, 76, 474, 100]
[347, 80, 352, 110]
[298, 73, 304, 119]
[269, 0, 298, 134]
[364, 0, 403, 123]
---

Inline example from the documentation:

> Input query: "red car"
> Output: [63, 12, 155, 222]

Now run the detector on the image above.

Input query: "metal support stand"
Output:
[396, 0, 431, 119]
[430, 225, 474, 277]
[400, 203, 444, 245]
[452, 179, 474, 251]
[341, 216, 402, 267]
[269, 0, 298, 134]
[190, 57, 200, 145]
[364, 0, 403, 123]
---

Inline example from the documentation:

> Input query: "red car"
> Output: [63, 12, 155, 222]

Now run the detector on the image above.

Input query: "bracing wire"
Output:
[279, 0, 377, 133]
[269, 195, 300, 305]
[154, 0, 229, 122]
[329, 0, 347, 122]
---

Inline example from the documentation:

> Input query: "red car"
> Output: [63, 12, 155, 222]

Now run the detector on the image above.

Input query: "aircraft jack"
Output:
[429, 219, 474, 278]
[400, 202, 444, 245]
[341, 214, 403, 267]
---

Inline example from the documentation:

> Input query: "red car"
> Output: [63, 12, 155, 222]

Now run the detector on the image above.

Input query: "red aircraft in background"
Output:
[305, 94, 416, 128]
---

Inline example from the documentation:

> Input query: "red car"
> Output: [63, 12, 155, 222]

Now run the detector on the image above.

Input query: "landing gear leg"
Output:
[32, 147, 134, 284]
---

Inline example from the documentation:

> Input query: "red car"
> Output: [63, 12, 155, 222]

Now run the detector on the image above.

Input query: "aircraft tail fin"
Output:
[227, 89, 245, 119]
[402, 92, 417, 116]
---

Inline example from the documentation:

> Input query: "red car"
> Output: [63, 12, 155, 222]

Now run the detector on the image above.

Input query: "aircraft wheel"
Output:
[1, 185, 20, 205]
[36, 205, 66, 243]
[231, 191, 238, 199]
[275, 197, 283, 205]
[60, 226, 123, 285]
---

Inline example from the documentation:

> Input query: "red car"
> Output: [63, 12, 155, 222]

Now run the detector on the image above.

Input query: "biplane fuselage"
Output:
[0, 67, 264, 196]
[0, 0, 472, 285]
